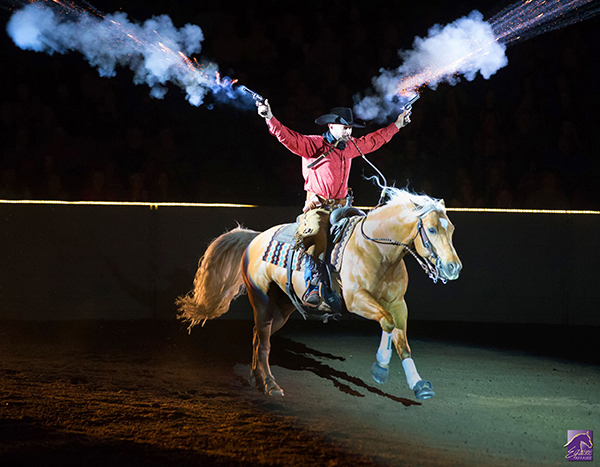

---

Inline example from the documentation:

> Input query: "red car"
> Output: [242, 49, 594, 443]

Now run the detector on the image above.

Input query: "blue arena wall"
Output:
[0, 203, 598, 325]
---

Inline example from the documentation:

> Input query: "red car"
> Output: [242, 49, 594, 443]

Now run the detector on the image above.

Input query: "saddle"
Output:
[285, 206, 366, 320]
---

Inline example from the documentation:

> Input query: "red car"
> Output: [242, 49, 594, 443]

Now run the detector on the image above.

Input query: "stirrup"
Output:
[301, 285, 321, 307]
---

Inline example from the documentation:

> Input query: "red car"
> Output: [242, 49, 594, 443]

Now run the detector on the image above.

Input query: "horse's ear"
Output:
[440, 199, 446, 207]
[411, 200, 420, 210]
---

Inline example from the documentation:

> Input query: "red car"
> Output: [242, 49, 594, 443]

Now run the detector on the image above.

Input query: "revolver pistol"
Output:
[402, 94, 420, 111]
[241, 85, 265, 104]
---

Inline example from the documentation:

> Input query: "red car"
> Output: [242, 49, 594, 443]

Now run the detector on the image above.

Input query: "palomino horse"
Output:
[176, 188, 462, 400]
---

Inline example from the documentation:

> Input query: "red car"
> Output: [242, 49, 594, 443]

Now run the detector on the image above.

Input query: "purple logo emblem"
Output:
[565, 430, 593, 461]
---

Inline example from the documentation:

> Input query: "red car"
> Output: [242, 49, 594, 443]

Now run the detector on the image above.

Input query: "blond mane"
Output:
[382, 187, 446, 217]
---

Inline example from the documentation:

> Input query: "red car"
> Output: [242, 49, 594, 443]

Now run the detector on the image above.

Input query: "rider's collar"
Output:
[323, 130, 347, 150]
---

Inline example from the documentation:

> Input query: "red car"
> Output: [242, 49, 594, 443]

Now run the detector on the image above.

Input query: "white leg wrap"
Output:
[376, 331, 393, 365]
[402, 358, 421, 390]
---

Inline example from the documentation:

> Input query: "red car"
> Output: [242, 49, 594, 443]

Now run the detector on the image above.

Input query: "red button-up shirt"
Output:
[267, 117, 399, 199]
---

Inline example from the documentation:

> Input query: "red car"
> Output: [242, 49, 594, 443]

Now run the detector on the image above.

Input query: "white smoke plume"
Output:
[6, 1, 246, 107]
[354, 11, 508, 122]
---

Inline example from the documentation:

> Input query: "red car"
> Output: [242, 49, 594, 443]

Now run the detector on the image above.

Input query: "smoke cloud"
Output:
[6, 2, 246, 107]
[354, 11, 508, 122]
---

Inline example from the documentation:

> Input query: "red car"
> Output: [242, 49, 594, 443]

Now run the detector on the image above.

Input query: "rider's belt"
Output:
[304, 192, 347, 213]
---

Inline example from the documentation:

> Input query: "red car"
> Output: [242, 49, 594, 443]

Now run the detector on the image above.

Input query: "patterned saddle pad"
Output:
[261, 224, 305, 271]
[261, 216, 363, 272]
[329, 216, 363, 272]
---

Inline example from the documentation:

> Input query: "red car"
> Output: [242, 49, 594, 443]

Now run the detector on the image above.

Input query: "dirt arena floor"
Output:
[0, 317, 598, 466]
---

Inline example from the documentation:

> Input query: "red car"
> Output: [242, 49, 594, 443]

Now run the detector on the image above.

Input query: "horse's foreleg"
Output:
[371, 330, 393, 384]
[371, 326, 411, 385]
[349, 289, 403, 385]
[389, 301, 435, 400]
[394, 332, 435, 400]
[349, 289, 395, 332]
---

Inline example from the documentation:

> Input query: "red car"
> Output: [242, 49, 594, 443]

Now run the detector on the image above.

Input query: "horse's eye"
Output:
[428, 227, 437, 235]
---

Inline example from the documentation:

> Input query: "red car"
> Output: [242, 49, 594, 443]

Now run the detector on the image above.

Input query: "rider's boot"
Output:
[302, 283, 321, 307]
[302, 255, 323, 307]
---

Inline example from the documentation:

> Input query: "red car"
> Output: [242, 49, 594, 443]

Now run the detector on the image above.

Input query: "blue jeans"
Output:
[304, 255, 318, 289]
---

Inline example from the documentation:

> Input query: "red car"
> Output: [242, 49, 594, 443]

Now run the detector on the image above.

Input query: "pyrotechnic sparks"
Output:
[354, 0, 600, 122]
[6, 0, 249, 107]
[6, 0, 600, 119]
[490, 0, 600, 45]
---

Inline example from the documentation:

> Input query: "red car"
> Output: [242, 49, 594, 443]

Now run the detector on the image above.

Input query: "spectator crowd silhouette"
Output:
[1, 1, 599, 209]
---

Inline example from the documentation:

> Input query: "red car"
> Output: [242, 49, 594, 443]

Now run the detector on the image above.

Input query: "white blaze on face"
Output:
[439, 217, 449, 231]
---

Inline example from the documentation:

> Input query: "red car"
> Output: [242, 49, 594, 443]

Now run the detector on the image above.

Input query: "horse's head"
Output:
[375, 189, 462, 283]
[412, 205, 462, 282]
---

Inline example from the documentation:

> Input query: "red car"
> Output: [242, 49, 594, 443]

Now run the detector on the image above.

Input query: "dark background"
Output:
[1, 5, 598, 464]
[1, 203, 598, 327]
[1, 0, 599, 208]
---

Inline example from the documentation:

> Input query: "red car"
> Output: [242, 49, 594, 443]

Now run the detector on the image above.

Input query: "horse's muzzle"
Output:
[439, 260, 462, 281]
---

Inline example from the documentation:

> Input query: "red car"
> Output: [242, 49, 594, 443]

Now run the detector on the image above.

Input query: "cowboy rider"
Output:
[256, 99, 411, 307]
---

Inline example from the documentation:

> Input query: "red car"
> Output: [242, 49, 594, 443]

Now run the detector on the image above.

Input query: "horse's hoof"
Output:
[371, 361, 389, 384]
[268, 387, 285, 397]
[264, 377, 284, 396]
[248, 373, 257, 387]
[413, 380, 435, 400]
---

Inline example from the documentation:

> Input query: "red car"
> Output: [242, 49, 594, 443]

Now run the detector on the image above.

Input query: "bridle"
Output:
[359, 211, 447, 284]
[346, 137, 447, 283]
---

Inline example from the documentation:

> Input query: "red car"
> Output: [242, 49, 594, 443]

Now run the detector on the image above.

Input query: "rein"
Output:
[349, 138, 390, 206]
[359, 214, 446, 284]
[347, 137, 446, 283]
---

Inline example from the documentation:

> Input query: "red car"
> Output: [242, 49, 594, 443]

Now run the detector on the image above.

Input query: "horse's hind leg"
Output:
[248, 285, 293, 396]
[251, 320, 283, 396]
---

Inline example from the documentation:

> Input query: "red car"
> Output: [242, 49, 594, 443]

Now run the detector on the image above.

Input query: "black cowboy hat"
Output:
[315, 107, 365, 128]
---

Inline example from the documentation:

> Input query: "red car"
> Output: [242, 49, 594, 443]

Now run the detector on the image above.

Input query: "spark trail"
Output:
[355, 0, 600, 122]
[6, 0, 245, 107]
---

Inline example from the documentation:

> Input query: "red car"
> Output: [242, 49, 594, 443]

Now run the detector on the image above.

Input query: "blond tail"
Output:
[176, 226, 260, 329]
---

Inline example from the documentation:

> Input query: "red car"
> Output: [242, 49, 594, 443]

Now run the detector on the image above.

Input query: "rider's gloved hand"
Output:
[395, 108, 411, 129]
[257, 99, 273, 121]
